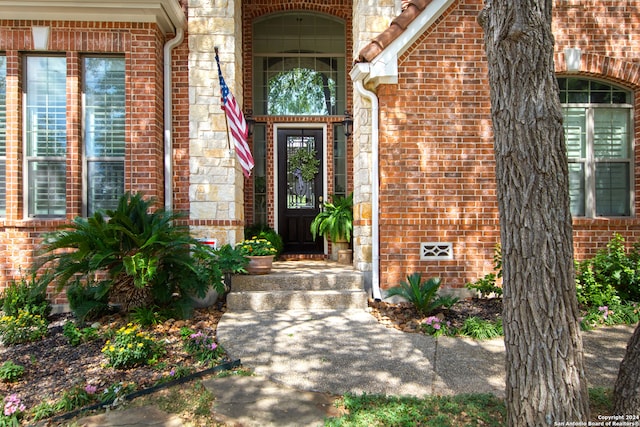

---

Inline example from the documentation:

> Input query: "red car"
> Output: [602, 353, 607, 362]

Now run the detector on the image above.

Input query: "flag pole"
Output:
[215, 47, 233, 152]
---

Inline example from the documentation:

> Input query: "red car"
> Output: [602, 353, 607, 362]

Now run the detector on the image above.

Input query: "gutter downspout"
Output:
[352, 67, 382, 301]
[163, 27, 184, 211]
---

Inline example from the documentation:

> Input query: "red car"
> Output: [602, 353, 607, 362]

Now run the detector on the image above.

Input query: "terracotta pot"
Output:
[247, 255, 274, 275]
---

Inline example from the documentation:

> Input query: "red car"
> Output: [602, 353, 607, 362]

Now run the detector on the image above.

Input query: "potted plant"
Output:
[236, 237, 278, 274]
[310, 193, 353, 263]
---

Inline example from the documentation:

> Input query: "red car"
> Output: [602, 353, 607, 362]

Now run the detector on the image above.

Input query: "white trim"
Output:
[367, 0, 455, 86]
[273, 123, 329, 255]
[0, 0, 186, 35]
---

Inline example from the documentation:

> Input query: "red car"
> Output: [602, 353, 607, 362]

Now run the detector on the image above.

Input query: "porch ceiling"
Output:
[0, 0, 186, 34]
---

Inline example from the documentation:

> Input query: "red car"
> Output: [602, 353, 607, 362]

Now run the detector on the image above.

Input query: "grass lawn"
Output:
[323, 387, 614, 427]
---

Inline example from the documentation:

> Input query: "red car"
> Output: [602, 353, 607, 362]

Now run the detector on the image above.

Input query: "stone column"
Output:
[351, 0, 397, 276]
[188, 0, 246, 246]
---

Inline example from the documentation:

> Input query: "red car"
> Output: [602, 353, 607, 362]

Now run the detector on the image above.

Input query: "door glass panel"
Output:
[286, 135, 318, 209]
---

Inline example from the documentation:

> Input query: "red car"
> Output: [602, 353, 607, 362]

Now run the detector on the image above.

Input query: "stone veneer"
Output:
[351, 0, 399, 275]
[188, 0, 246, 246]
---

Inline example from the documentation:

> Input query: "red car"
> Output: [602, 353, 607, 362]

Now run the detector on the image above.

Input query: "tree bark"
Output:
[614, 321, 640, 415]
[478, 1, 590, 425]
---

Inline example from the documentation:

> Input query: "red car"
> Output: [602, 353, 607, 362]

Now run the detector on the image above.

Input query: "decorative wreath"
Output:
[289, 148, 320, 182]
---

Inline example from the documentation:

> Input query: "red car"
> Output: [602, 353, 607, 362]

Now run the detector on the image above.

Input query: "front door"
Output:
[277, 128, 324, 254]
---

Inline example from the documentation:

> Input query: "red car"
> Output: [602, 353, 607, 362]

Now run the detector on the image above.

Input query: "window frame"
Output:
[81, 55, 126, 217]
[23, 54, 68, 219]
[559, 78, 635, 218]
[0, 55, 6, 218]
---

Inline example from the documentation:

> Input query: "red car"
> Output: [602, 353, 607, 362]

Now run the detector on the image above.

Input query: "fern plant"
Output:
[310, 193, 353, 242]
[386, 273, 450, 316]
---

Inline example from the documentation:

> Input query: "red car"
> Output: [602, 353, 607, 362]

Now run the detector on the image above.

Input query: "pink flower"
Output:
[598, 306, 610, 320]
[4, 394, 25, 416]
[85, 384, 97, 395]
[433, 322, 441, 330]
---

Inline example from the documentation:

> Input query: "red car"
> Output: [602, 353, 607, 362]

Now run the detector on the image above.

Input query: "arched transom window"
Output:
[253, 13, 346, 116]
[558, 78, 634, 217]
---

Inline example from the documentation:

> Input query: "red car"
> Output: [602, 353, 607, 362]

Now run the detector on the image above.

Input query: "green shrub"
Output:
[575, 262, 621, 309]
[459, 317, 503, 340]
[386, 273, 452, 316]
[580, 302, 640, 330]
[101, 322, 164, 369]
[0, 309, 48, 345]
[66, 278, 110, 324]
[62, 321, 99, 347]
[0, 361, 25, 383]
[0, 271, 52, 318]
[576, 234, 640, 305]
[211, 244, 248, 289]
[466, 244, 503, 298]
[40, 192, 224, 317]
[56, 384, 98, 412]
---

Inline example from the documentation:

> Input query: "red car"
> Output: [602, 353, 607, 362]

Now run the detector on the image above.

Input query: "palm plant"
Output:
[310, 193, 353, 242]
[40, 192, 222, 316]
[386, 273, 451, 316]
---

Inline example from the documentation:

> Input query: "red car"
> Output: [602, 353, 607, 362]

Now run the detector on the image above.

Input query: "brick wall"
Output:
[375, 0, 640, 289]
[0, 21, 168, 298]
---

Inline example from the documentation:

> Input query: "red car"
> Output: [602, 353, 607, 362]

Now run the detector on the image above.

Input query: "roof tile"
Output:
[356, 0, 433, 63]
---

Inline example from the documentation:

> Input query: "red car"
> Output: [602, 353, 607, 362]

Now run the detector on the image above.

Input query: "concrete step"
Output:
[226, 289, 368, 311]
[231, 270, 363, 292]
[226, 260, 368, 312]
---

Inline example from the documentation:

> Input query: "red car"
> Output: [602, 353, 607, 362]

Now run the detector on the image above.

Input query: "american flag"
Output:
[215, 50, 254, 178]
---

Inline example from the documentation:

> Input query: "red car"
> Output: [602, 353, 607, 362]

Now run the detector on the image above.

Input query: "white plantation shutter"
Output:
[25, 56, 67, 217]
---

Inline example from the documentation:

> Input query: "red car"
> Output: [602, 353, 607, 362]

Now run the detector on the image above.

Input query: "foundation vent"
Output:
[420, 242, 454, 260]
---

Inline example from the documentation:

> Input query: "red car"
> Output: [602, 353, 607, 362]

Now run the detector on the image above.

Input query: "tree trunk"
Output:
[478, 1, 590, 425]
[614, 321, 640, 414]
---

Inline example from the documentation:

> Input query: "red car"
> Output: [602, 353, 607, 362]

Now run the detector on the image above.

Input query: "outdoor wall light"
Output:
[245, 110, 255, 137]
[564, 47, 582, 73]
[32, 26, 50, 50]
[343, 111, 353, 138]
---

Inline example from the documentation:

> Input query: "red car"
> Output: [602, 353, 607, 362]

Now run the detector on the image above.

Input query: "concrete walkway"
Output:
[74, 310, 635, 427]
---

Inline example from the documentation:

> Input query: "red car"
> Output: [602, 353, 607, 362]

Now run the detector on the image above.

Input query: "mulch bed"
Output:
[0, 306, 226, 411]
[368, 297, 503, 333]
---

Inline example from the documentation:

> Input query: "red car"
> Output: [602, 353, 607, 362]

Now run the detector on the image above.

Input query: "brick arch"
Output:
[242, 1, 352, 22]
[556, 52, 640, 90]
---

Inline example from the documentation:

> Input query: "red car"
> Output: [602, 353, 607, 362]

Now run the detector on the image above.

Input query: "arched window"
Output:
[558, 78, 634, 217]
[253, 13, 346, 116]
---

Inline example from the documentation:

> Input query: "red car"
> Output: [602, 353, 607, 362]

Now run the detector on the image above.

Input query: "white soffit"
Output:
[0, 0, 186, 34]
[368, 0, 455, 86]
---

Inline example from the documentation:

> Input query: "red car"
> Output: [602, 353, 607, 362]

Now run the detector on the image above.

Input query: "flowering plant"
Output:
[101, 323, 164, 369]
[2, 394, 26, 426]
[421, 316, 451, 337]
[0, 309, 48, 345]
[236, 237, 278, 257]
[180, 327, 224, 365]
